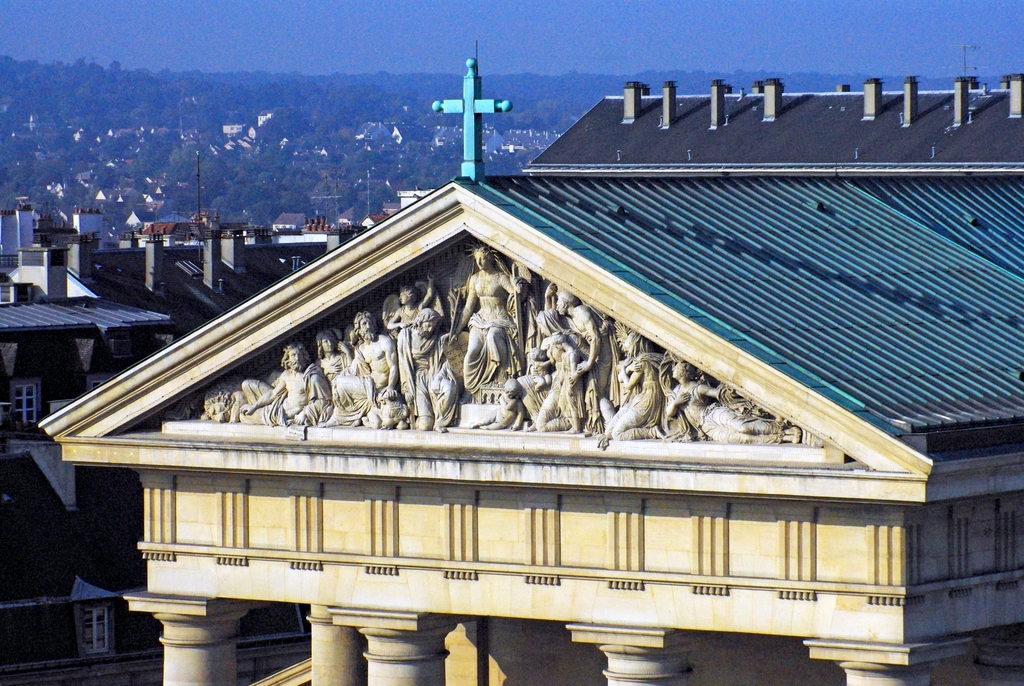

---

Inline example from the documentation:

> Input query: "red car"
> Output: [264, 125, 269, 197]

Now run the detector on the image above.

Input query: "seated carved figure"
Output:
[239, 342, 333, 427]
[534, 333, 587, 434]
[598, 326, 667, 448]
[663, 359, 801, 445]
[324, 312, 403, 429]
[470, 379, 527, 431]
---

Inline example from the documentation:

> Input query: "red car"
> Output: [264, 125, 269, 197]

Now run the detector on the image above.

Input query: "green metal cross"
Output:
[432, 58, 512, 183]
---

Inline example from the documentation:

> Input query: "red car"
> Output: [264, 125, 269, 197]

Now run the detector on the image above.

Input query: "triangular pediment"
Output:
[42, 183, 931, 475]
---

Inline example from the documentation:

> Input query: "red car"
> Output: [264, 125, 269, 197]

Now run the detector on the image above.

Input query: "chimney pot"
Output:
[710, 80, 729, 129]
[863, 78, 883, 120]
[660, 81, 677, 129]
[763, 78, 783, 122]
[1010, 74, 1024, 118]
[903, 76, 919, 127]
[954, 76, 971, 126]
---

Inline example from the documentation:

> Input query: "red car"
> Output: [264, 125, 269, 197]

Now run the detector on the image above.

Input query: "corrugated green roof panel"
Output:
[467, 175, 1024, 434]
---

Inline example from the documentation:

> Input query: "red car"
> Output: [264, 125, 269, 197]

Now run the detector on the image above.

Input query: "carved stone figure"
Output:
[535, 284, 617, 434]
[200, 378, 247, 424]
[470, 379, 527, 431]
[663, 359, 802, 445]
[384, 278, 438, 335]
[534, 333, 587, 433]
[455, 246, 522, 397]
[315, 329, 351, 381]
[397, 308, 460, 432]
[324, 312, 403, 428]
[515, 348, 553, 423]
[240, 342, 333, 426]
[598, 326, 667, 447]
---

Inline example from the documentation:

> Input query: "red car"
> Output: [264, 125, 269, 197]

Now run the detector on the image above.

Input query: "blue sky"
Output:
[1, 0, 1022, 77]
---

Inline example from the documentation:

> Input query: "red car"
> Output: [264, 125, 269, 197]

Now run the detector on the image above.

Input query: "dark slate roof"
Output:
[466, 175, 1024, 435]
[0, 299, 169, 332]
[529, 90, 1024, 174]
[88, 243, 328, 335]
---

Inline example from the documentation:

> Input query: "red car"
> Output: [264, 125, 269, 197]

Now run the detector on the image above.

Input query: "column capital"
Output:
[567, 623, 700, 650]
[125, 592, 262, 621]
[328, 607, 465, 634]
[804, 637, 971, 667]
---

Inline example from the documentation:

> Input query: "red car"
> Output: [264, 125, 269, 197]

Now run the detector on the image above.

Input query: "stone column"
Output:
[126, 593, 257, 686]
[309, 604, 367, 686]
[805, 637, 971, 686]
[330, 608, 461, 686]
[568, 624, 697, 686]
[976, 627, 1024, 686]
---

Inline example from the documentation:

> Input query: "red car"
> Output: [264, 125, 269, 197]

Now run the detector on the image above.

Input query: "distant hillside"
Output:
[0, 56, 995, 226]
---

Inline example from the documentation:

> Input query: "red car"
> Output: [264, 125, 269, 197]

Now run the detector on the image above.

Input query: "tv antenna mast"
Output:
[958, 44, 980, 77]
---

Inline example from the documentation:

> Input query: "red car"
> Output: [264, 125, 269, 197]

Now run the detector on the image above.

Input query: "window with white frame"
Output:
[80, 605, 110, 654]
[11, 379, 40, 423]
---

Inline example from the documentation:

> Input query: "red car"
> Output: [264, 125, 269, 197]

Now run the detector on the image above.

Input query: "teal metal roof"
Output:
[855, 177, 1024, 278]
[467, 175, 1024, 435]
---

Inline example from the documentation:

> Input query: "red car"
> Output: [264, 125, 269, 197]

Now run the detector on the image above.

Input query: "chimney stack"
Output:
[660, 81, 676, 129]
[326, 227, 343, 252]
[253, 227, 273, 245]
[763, 78, 783, 122]
[863, 78, 883, 120]
[954, 77, 971, 126]
[622, 82, 648, 123]
[17, 244, 67, 300]
[1000, 75, 1012, 89]
[221, 229, 246, 274]
[67, 233, 94, 280]
[203, 227, 221, 290]
[1010, 74, 1023, 118]
[145, 234, 164, 292]
[710, 80, 729, 129]
[751, 80, 764, 94]
[903, 76, 918, 126]
[835, 84, 851, 92]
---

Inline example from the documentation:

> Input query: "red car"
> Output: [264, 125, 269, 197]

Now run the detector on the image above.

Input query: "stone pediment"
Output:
[42, 183, 931, 475]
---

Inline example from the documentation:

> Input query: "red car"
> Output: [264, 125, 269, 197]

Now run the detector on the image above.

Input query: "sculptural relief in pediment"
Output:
[170, 239, 806, 448]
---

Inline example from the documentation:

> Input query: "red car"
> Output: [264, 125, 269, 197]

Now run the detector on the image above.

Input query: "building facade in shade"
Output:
[40, 170, 1024, 686]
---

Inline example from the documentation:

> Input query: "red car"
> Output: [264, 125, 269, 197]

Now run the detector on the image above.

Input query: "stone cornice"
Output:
[59, 432, 927, 503]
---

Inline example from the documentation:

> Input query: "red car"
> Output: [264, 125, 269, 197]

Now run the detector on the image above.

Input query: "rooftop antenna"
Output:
[196, 151, 202, 226]
[958, 43, 980, 77]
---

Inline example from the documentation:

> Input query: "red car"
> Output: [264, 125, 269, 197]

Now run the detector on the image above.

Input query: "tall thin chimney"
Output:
[622, 82, 648, 124]
[660, 81, 676, 129]
[145, 234, 164, 293]
[953, 77, 971, 126]
[68, 233, 94, 280]
[1010, 74, 1024, 118]
[221, 229, 246, 274]
[903, 76, 918, 127]
[710, 79, 729, 129]
[863, 78, 883, 120]
[763, 78, 783, 122]
[203, 227, 221, 290]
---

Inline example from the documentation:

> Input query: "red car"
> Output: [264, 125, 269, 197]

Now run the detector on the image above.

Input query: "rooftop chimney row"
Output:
[903, 76, 918, 127]
[863, 78, 883, 120]
[762, 78, 783, 122]
[622, 82, 649, 124]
